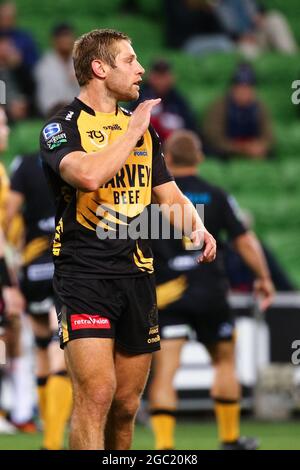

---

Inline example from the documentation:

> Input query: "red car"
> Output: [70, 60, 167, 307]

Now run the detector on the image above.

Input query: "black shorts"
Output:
[53, 274, 160, 354]
[158, 281, 234, 346]
[20, 261, 54, 316]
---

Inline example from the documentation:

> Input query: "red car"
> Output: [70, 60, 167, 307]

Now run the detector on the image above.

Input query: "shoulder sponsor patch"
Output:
[43, 122, 62, 140]
[46, 133, 67, 150]
[65, 111, 74, 121]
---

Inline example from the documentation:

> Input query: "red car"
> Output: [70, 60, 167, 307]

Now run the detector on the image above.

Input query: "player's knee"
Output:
[148, 376, 174, 403]
[112, 395, 141, 423]
[74, 377, 116, 413]
[213, 354, 235, 379]
[210, 341, 235, 366]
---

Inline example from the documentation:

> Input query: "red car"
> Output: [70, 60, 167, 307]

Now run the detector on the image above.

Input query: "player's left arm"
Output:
[152, 181, 216, 263]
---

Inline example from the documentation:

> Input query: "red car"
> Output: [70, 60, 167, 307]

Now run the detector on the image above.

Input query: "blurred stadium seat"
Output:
[136, 0, 162, 17]
[17, 0, 124, 17]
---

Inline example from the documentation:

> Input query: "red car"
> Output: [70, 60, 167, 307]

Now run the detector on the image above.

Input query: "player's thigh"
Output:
[48, 339, 66, 373]
[155, 301, 190, 381]
[29, 313, 51, 338]
[208, 339, 236, 366]
[3, 315, 22, 357]
[65, 337, 115, 393]
[49, 305, 59, 333]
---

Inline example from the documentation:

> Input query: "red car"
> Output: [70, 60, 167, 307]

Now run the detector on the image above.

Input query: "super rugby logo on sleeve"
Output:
[43, 123, 67, 150]
[43, 123, 62, 140]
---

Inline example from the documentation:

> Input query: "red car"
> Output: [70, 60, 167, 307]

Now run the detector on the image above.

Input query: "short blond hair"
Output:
[164, 130, 202, 167]
[73, 29, 131, 86]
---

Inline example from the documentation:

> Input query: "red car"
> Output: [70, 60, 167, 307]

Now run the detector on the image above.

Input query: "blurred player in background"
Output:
[0, 106, 25, 433]
[7, 151, 72, 448]
[149, 130, 275, 450]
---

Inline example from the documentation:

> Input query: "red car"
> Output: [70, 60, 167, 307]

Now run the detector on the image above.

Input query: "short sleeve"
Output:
[40, 118, 84, 174]
[219, 190, 247, 239]
[150, 126, 174, 188]
[10, 156, 27, 194]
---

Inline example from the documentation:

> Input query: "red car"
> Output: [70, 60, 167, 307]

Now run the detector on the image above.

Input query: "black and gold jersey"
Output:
[40, 98, 173, 279]
[10, 153, 55, 266]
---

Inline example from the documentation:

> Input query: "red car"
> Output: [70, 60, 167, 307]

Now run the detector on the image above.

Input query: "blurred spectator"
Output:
[0, 36, 30, 122]
[163, 0, 234, 54]
[132, 59, 197, 142]
[216, 0, 298, 57]
[34, 23, 79, 117]
[0, 1, 39, 68]
[202, 63, 274, 160]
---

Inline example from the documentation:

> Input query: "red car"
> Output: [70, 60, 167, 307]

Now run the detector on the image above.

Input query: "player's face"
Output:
[231, 84, 255, 106]
[149, 71, 174, 96]
[54, 32, 75, 56]
[105, 40, 145, 102]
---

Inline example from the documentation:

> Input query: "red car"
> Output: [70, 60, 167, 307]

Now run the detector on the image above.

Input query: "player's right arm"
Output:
[41, 99, 160, 191]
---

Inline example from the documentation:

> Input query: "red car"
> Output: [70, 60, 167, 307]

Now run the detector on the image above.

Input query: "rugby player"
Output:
[39, 29, 216, 450]
[0, 107, 24, 433]
[8, 152, 72, 448]
[148, 130, 275, 450]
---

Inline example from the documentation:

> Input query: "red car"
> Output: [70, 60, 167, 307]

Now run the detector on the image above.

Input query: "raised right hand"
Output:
[128, 99, 161, 140]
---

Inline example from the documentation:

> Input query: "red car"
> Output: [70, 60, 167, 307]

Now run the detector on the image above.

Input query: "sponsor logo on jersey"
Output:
[65, 111, 74, 121]
[38, 216, 55, 232]
[86, 129, 108, 149]
[168, 254, 199, 271]
[148, 304, 158, 327]
[218, 322, 233, 339]
[103, 124, 122, 131]
[43, 122, 62, 140]
[134, 150, 148, 157]
[149, 326, 159, 335]
[71, 314, 111, 330]
[47, 132, 67, 149]
[147, 334, 160, 344]
[184, 191, 211, 204]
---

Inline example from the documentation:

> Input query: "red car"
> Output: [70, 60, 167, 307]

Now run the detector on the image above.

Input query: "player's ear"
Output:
[91, 59, 108, 79]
